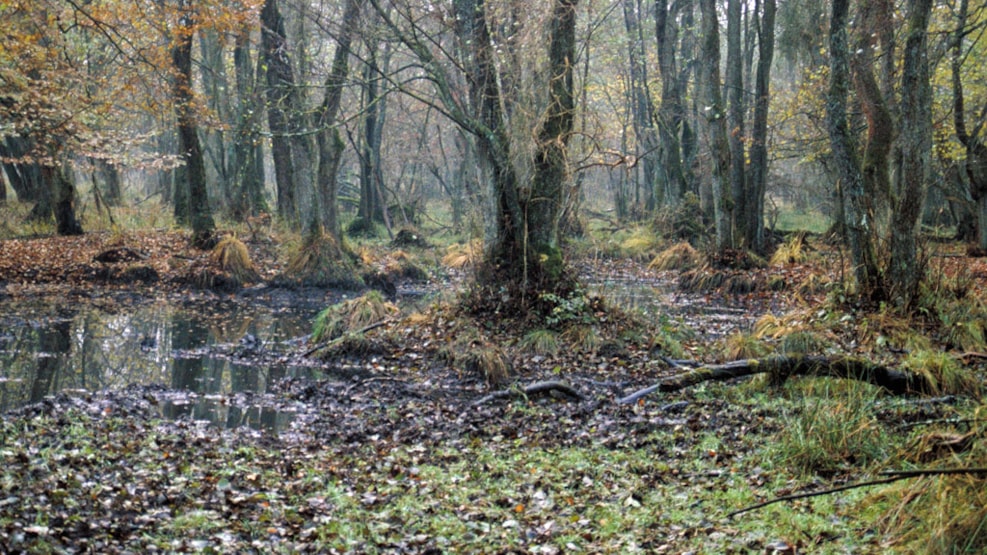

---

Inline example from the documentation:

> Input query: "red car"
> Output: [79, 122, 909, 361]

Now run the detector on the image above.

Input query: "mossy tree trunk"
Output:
[889, 0, 933, 309]
[699, 0, 733, 252]
[826, 0, 881, 297]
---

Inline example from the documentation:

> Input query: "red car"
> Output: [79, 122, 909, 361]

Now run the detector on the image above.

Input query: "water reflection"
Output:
[0, 301, 318, 432]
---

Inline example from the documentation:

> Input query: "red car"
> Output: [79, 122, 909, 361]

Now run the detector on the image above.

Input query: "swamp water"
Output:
[0, 276, 765, 431]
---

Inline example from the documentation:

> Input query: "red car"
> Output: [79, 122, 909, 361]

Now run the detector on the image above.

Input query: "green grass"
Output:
[773, 207, 831, 234]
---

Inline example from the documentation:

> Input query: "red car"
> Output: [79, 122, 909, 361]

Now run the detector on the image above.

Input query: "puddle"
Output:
[1, 273, 767, 432]
[585, 272, 764, 339]
[0, 298, 324, 432]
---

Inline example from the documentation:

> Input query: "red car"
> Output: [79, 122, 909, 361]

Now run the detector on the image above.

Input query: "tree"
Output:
[747, 0, 775, 252]
[951, 0, 987, 252]
[826, 0, 880, 296]
[261, 0, 310, 227]
[314, 0, 361, 240]
[699, 0, 733, 251]
[726, 0, 746, 248]
[369, 0, 580, 305]
[654, 0, 690, 207]
[171, 0, 216, 247]
[888, 0, 933, 308]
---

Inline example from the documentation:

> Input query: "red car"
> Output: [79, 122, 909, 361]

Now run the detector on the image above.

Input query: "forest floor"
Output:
[1, 230, 986, 553]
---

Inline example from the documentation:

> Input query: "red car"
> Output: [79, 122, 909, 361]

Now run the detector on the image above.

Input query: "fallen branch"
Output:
[619, 355, 937, 404]
[301, 320, 391, 358]
[729, 468, 987, 518]
[473, 380, 587, 406]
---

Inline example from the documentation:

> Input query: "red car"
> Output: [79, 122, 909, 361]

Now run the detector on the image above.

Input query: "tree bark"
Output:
[314, 0, 361, 239]
[851, 0, 895, 235]
[655, 0, 687, 205]
[623, 0, 659, 211]
[951, 0, 987, 251]
[747, 0, 775, 252]
[232, 23, 268, 218]
[699, 0, 733, 251]
[889, 0, 933, 308]
[49, 163, 83, 236]
[726, 0, 746, 248]
[261, 0, 302, 226]
[826, 0, 880, 298]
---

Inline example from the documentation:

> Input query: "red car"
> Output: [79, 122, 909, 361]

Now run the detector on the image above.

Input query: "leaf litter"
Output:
[2, 232, 986, 553]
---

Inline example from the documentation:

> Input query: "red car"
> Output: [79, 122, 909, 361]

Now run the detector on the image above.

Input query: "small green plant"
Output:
[538, 290, 596, 328]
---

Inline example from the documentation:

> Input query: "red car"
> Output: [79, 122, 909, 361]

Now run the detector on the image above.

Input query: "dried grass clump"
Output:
[210, 235, 260, 286]
[283, 229, 363, 288]
[769, 233, 808, 267]
[312, 290, 398, 344]
[648, 242, 704, 272]
[720, 332, 770, 361]
[868, 408, 987, 553]
[562, 325, 602, 355]
[620, 226, 661, 260]
[442, 239, 483, 269]
[458, 341, 513, 386]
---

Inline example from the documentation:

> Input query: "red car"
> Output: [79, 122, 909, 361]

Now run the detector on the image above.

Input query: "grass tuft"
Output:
[771, 381, 888, 476]
[210, 235, 260, 286]
[648, 242, 704, 272]
[441, 239, 483, 269]
[902, 350, 980, 397]
[312, 290, 398, 344]
[519, 328, 560, 357]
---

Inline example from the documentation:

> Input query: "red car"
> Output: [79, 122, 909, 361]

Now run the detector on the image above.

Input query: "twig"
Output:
[727, 477, 902, 518]
[879, 468, 987, 478]
[729, 468, 987, 518]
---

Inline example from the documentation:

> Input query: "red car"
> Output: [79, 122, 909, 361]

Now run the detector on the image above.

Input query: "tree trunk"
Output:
[699, 0, 733, 251]
[851, 0, 895, 235]
[261, 0, 299, 225]
[825, 0, 880, 298]
[951, 0, 987, 252]
[747, 0, 775, 253]
[359, 42, 387, 230]
[889, 0, 933, 309]
[49, 163, 83, 236]
[527, 0, 578, 286]
[314, 0, 360, 240]
[655, 0, 687, 205]
[618, 355, 941, 404]
[172, 0, 215, 248]
[726, 0, 746, 248]
[623, 0, 659, 211]
[232, 23, 268, 218]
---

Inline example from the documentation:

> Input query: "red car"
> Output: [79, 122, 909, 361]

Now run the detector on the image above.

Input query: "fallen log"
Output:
[618, 355, 937, 404]
[473, 380, 587, 406]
